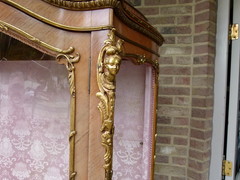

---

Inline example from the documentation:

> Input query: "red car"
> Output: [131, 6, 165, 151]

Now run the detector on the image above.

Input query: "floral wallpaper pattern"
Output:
[0, 61, 70, 180]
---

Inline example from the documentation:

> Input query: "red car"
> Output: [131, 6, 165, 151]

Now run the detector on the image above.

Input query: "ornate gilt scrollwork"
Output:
[0, 22, 8, 31]
[96, 29, 123, 180]
[123, 53, 159, 73]
[56, 53, 80, 180]
[0, 21, 74, 54]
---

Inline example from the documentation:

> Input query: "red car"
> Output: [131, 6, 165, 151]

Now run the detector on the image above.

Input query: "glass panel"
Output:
[0, 34, 70, 179]
[113, 61, 154, 180]
[0, 33, 54, 61]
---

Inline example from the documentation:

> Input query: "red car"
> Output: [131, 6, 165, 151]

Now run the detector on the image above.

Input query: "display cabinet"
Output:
[0, 0, 163, 179]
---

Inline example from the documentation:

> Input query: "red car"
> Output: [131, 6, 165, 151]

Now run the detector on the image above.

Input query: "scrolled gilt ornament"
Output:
[123, 53, 159, 73]
[56, 53, 80, 97]
[96, 28, 123, 180]
[56, 53, 80, 180]
[0, 23, 8, 31]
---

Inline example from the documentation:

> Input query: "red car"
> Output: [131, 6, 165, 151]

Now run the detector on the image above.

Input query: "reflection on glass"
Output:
[0, 61, 70, 180]
[0, 32, 54, 61]
[113, 61, 154, 180]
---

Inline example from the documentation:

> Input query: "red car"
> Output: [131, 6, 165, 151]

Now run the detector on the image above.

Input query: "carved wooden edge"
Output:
[1, 0, 164, 45]
[114, 1, 164, 46]
[56, 53, 80, 180]
[42, 0, 120, 10]
[96, 28, 160, 180]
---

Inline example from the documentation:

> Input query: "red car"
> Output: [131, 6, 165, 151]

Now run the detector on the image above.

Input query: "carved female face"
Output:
[105, 55, 121, 76]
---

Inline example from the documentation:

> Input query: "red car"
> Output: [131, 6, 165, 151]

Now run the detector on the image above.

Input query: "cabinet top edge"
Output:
[1, 0, 164, 46]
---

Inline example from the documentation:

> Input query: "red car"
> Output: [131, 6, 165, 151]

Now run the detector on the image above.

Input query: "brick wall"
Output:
[128, 0, 217, 179]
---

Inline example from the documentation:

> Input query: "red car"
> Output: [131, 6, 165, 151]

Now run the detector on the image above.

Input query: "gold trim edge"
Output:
[123, 53, 159, 73]
[2, 0, 113, 32]
[56, 53, 81, 180]
[96, 28, 123, 180]
[0, 21, 74, 54]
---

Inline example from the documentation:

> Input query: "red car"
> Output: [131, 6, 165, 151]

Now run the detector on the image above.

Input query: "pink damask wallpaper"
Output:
[113, 62, 154, 180]
[0, 61, 70, 180]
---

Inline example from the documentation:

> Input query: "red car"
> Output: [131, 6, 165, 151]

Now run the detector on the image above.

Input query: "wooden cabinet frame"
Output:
[0, 0, 163, 179]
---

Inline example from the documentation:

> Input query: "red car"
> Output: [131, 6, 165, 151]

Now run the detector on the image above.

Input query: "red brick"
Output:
[159, 96, 173, 105]
[189, 149, 211, 161]
[177, 16, 193, 24]
[171, 177, 188, 180]
[192, 108, 213, 118]
[190, 139, 211, 151]
[137, 7, 159, 15]
[126, 0, 141, 6]
[190, 119, 212, 129]
[159, 77, 173, 85]
[175, 77, 191, 85]
[154, 174, 169, 180]
[194, 44, 215, 54]
[160, 87, 190, 95]
[157, 164, 186, 175]
[160, 66, 191, 75]
[173, 137, 188, 145]
[192, 77, 213, 86]
[160, 26, 192, 34]
[158, 126, 189, 136]
[193, 76, 214, 87]
[172, 157, 187, 165]
[160, 56, 174, 64]
[192, 87, 212, 96]
[179, 0, 193, 3]
[145, 0, 176, 6]
[195, 11, 216, 23]
[173, 117, 190, 126]
[192, 97, 213, 107]
[155, 155, 169, 163]
[160, 6, 192, 15]
[174, 96, 190, 106]
[193, 55, 214, 64]
[156, 146, 188, 156]
[188, 169, 209, 180]
[190, 129, 212, 139]
[163, 36, 176, 44]
[193, 66, 213, 75]
[195, 22, 216, 34]
[157, 116, 172, 124]
[157, 136, 171, 144]
[160, 46, 192, 55]
[159, 106, 190, 117]
[194, 33, 215, 43]
[148, 17, 175, 25]
[195, 1, 216, 12]
[177, 36, 192, 44]
[176, 56, 192, 65]
[188, 159, 210, 171]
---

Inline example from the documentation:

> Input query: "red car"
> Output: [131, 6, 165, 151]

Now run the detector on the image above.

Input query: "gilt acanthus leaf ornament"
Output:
[56, 53, 80, 180]
[96, 28, 123, 180]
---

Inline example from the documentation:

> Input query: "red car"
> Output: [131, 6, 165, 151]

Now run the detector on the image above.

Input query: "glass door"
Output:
[113, 61, 155, 180]
[0, 33, 70, 180]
